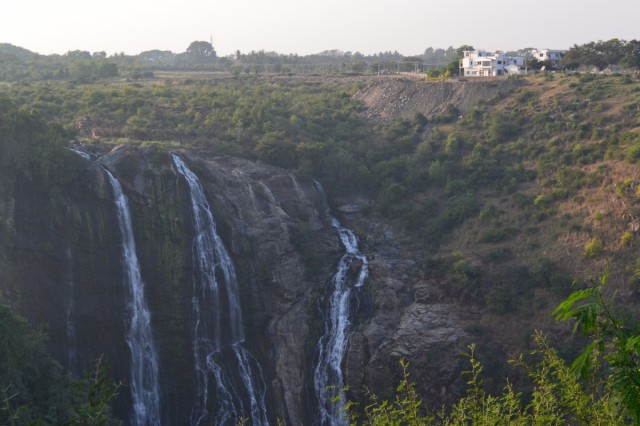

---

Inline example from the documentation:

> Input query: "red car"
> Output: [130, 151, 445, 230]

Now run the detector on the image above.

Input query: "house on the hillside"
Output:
[459, 50, 527, 77]
[530, 49, 565, 69]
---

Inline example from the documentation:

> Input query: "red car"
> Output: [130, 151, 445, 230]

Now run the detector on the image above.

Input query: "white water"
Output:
[105, 169, 161, 426]
[67, 147, 91, 160]
[313, 193, 369, 425]
[172, 154, 269, 426]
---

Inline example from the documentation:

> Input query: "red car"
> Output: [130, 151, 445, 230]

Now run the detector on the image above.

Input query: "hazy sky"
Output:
[3, 0, 639, 56]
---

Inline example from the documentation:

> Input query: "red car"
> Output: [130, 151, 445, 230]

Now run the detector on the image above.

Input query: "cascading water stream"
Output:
[313, 186, 369, 426]
[105, 168, 161, 426]
[172, 154, 269, 426]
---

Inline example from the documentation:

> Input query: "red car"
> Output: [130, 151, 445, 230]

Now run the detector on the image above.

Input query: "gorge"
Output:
[4, 72, 637, 424]
[0, 143, 472, 424]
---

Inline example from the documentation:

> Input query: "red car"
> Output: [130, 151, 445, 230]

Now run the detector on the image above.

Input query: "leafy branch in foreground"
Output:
[553, 269, 640, 423]
[65, 356, 122, 426]
[348, 358, 432, 425]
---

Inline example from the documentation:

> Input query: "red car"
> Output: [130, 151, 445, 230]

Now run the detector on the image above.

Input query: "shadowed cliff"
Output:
[0, 143, 472, 424]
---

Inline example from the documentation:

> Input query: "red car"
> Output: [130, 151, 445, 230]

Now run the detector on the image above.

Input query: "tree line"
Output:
[562, 39, 640, 70]
[2, 37, 640, 84]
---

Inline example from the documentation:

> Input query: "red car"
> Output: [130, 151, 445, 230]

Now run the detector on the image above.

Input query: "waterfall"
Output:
[68, 147, 91, 160]
[312, 184, 369, 426]
[171, 154, 269, 426]
[105, 169, 161, 426]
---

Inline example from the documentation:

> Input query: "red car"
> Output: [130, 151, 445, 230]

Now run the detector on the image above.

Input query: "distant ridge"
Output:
[0, 43, 38, 61]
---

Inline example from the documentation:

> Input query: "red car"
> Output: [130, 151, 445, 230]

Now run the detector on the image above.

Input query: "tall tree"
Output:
[186, 41, 216, 64]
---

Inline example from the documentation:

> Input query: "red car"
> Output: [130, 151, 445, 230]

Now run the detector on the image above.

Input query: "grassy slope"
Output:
[421, 73, 640, 377]
[452, 74, 639, 274]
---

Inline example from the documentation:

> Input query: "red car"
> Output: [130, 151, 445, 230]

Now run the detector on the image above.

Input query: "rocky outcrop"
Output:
[338, 200, 477, 407]
[353, 78, 527, 122]
[0, 144, 475, 424]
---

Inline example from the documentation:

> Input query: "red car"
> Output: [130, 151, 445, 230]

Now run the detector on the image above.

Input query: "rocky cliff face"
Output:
[335, 201, 477, 407]
[0, 143, 474, 424]
[353, 77, 527, 122]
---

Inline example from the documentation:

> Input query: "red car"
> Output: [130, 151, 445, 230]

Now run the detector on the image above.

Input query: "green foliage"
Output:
[66, 357, 122, 426]
[343, 270, 640, 425]
[254, 132, 297, 168]
[0, 306, 120, 425]
[478, 226, 514, 243]
[564, 39, 640, 70]
[486, 113, 520, 143]
[620, 231, 634, 247]
[0, 312, 105, 425]
[185, 41, 216, 64]
[583, 237, 603, 258]
[553, 270, 640, 422]
[628, 257, 640, 289]
[615, 178, 635, 197]
[452, 257, 480, 286]
[1, 69, 639, 258]
[0, 305, 68, 424]
[485, 288, 513, 314]
[68, 59, 118, 83]
[0, 96, 66, 176]
[346, 335, 625, 425]
[485, 248, 513, 263]
[349, 359, 432, 425]
[427, 160, 446, 184]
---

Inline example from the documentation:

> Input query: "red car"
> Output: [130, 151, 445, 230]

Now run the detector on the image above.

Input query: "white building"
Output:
[459, 50, 527, 77]
[530, 49, 565, 69]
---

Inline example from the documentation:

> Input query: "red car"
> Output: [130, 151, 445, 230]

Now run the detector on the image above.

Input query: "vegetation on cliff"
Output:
[346, 272, 640, 425]
[0, 96, 66, 176]
[0, 305, 120, 425]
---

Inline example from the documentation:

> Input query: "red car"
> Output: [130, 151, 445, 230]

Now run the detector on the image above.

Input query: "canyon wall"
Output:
[0, 144, 473, 424]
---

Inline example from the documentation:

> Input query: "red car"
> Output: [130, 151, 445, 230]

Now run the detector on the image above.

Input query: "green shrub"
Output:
[515, 88, 535, 104]
[453, 258, 481, 285]
[478, 227, 512, 243]
[584, 237, 603, 258]
[621, 231, 634, 247]
[427, 160, 446, 184]
[485, 287, 512, 314]
[625, 143, 640, 163]
[478, 205, 497, 221]
[486, 248, 513, 263]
